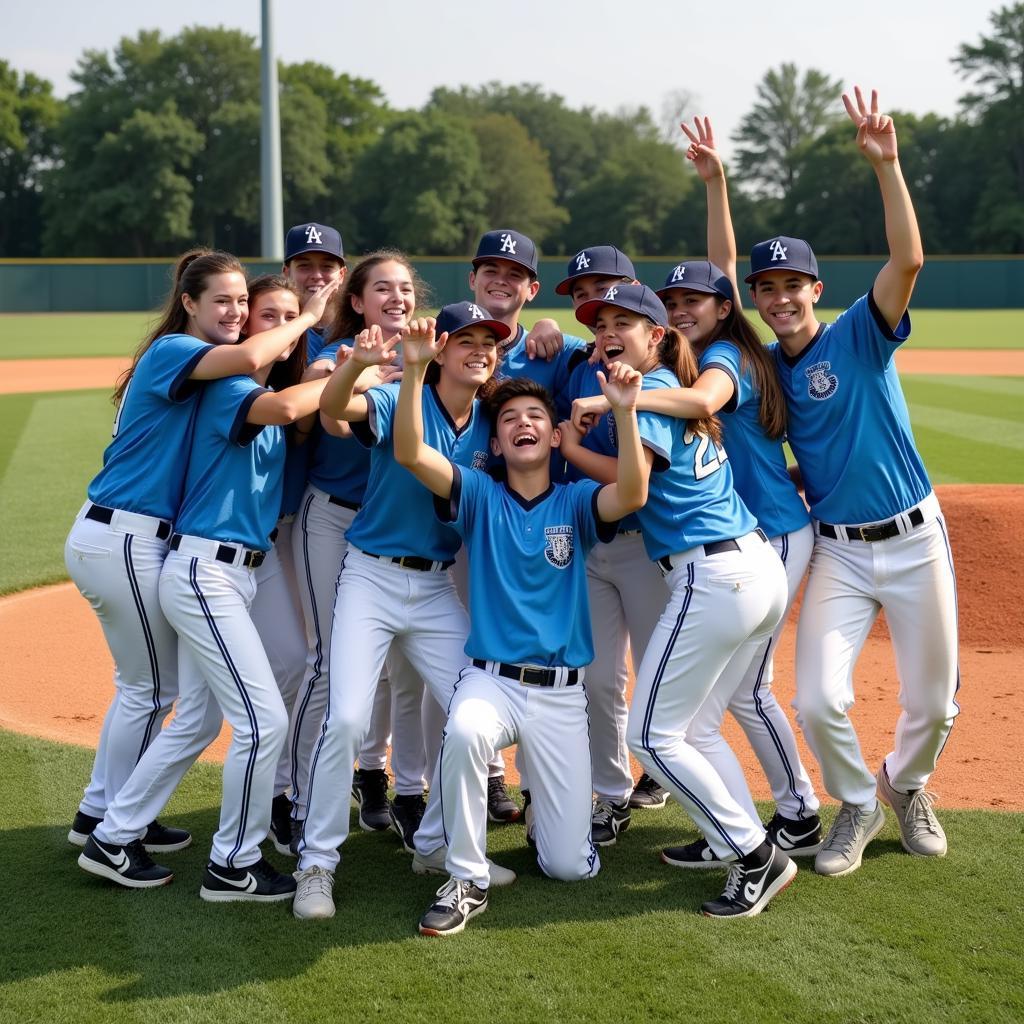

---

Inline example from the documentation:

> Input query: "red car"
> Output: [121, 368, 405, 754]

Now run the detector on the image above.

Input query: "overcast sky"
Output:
[3, 0, 1000, 156]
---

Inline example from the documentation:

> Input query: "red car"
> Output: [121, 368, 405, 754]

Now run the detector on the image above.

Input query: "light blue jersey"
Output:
[699, 341, 809, 538]
[304, 338, 371, 506]
[561, 358, 642, 533]
[636, 366, 757, 560]
[345, 382, 491, 561]
[498, 324, 589, 417]
[174, 376, 283, 551]
[442, 466, 615, 667]
[306, 328, 328, 364]
[770, 292, 930, 524]
[88, 333, 213, 521]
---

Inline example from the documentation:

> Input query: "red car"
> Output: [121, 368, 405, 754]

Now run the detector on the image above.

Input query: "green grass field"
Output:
[2, 308, 1023, 360]
[3, 730, 1022, 1024]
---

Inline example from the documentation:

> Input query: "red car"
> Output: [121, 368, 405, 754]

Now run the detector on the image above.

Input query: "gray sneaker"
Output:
[877, 765, 947, 857]
[293, 865, 336, 920]
[814, 801, 885, 877]
[412, 845, 516, 887]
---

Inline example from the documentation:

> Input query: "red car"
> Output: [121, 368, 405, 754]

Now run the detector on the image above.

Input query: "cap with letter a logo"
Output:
[435, 301, 512, 341]
[574, 282, 669, 329]
[656, 260, 734, 303]
[284, 222, 345, 263]
[555, 244, 636, 295]
[472, 229, 539, 275]
[745, 236, 818, 283]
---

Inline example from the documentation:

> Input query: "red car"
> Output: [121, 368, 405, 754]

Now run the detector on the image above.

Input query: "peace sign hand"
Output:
[843, 86, 897, 166]
[680, 116, 724, 182]
[351, 324, 401, 367]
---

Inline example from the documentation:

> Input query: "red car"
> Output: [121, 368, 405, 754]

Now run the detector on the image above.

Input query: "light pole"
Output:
[260, 0, 283, 260]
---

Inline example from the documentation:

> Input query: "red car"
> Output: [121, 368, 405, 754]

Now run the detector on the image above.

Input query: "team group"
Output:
[65, 88, 960, 935]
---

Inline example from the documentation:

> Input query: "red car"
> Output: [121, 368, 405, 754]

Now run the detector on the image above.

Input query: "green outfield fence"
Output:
[1, 256, 1023, 312]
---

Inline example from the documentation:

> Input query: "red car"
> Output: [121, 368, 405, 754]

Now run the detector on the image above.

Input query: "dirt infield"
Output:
[1, 485, 1021, 811]
[2, 348, 1024, 396]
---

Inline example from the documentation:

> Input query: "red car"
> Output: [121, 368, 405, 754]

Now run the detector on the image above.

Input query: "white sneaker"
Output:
[814, 802, 886, 877]
[412, 845, 516, 887]
[877, 765, 947, 857]
[293, 865, 335, 919]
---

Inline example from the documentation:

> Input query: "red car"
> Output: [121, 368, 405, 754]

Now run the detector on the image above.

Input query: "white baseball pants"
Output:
[794, 492, 960, 808]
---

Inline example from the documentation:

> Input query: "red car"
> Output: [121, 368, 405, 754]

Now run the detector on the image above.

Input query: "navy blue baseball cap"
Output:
[575, 283, 669, 329]
[436, 301, 511, 342]
[745, 236, 817, 283]
[656, 260, 734, 303]
[472, 229, 538, 275]
[556, 245, 636, 295]
[284, 222, 345, 263]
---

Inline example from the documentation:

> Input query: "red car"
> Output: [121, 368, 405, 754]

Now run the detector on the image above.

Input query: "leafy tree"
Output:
[0, 62, 63, 257]
[731, 64, 844, 199]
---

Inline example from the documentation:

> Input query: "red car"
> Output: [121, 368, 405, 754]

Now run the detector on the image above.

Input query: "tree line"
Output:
[2, 4, 1023, 259]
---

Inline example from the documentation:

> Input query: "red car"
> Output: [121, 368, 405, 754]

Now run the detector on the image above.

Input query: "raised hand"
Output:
[350, 323, 401, 367]
[597, 361, 642, 411]
[571, 393, 611, 433]
[843, 86, 897, 166]
[680, 116, 724, 182]
[401, 317, 447, 367]
[525, 318, 564, 361]
[300, 278, 342, 323]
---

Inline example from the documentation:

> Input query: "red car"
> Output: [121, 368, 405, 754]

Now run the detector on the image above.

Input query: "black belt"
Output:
[818, 507, 924, 542]
[364, 551, 454, 572]
[170, 533, 266, 569]
[85, 503, 172, 540]
[658, 528, 767, 573]
[472, 659, 580, 687]
[328, 495, 361, 512]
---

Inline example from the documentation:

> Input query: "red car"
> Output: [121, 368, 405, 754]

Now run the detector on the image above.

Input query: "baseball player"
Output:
[78, 276, 339, 899]
[568, 283, 797, 918]
[288, 251, 434, 852]
[748, 87, 958, 876]
[66, 249, 335, 860]
[291, 301, 508, 920]
[392, 328, 646, 936]
[557, 244, 671, 842]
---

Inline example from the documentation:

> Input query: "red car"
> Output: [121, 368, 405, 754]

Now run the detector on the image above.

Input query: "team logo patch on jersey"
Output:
[471, 450, 489, 470]
[543, 526, 574, 569]
[805, 361, 839, 401]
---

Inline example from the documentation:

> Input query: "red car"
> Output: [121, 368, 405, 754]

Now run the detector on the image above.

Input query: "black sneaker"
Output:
[199, 857, 297, 903]
[701, 844, 797, 919]
[661, 837, 726, 869]
[591, 799, 631, 847]
[629, 773, 669, 809]
[389, 793, 426, 853]
[68, 811, 103, 848]
[487, 775, 521, 823]
[765, 811, 824, 857]
[142, 819, 192, 853]
[78, 835, 173, 889]
[522, 789, 536, 850]
[418, 877, 488, 936]
[352, 768, 392, 832]
[270, 793, 294, 857]
[289, 819, 305, 857]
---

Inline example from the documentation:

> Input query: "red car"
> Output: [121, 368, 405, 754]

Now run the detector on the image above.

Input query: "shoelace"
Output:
[124, 839, 157, 868]
[720, 863, 744, 901]
[298, 866, 333, 897]
[434, 877, 468, 909]
[592, 800, 617, 825]
[827, 805, 862, 855]
[905, 789, 941, 837]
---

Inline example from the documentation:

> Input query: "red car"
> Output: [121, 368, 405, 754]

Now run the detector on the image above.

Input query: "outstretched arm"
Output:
[393, 318, 455, 499]
[319, 324, 399, 434]
[595, 363, 649, 521]
[844, 86, 924, 331]
[682, 116, 738, 298]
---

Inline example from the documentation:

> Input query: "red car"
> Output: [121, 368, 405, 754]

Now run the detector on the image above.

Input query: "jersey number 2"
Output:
[684, 429, 728, 480]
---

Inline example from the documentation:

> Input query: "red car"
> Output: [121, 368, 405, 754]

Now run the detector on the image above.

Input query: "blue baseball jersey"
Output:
[305, 328, 328, 363]
[345, 382, 491, 561]
[770, 292, 930, 524]
[699, 341, 809, 538]
[498, 324, 589, 416]
[636, 366, 757, 560]
[560, 358, 642, 533]
[174, 376, 283, 551]
[441, 466, 616, 667]
[305, 338, 372, 505]
[279, 437, 312, 517]
[88, 333, 213, 521]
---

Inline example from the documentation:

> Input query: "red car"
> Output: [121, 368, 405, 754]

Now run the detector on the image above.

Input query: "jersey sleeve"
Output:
[313, 338, 342, 365]
[147, 334, 214, 403]
[699, 341, 743, 415]
[434, 463, 487, 538]
[224, 377, 270, 446]
[835, 292, 912, 369]
[351, 382, 397, 449]
[571, 479, 617, 552]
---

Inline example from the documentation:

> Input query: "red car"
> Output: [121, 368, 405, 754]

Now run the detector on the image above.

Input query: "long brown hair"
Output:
[325, 249, 431, 344]
[245, 274, 307, 393]
[113, 248, 246, 405]
[654, 326, 723, 446]
[695, 302, 787, 440]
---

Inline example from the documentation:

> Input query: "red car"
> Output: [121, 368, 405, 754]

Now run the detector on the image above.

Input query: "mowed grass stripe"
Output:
[1, 729, 1022, 1024]
[900, 375, 1024, 422]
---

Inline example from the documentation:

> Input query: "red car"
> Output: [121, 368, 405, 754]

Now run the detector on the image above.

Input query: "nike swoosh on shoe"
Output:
[207, 869, 258, 893]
